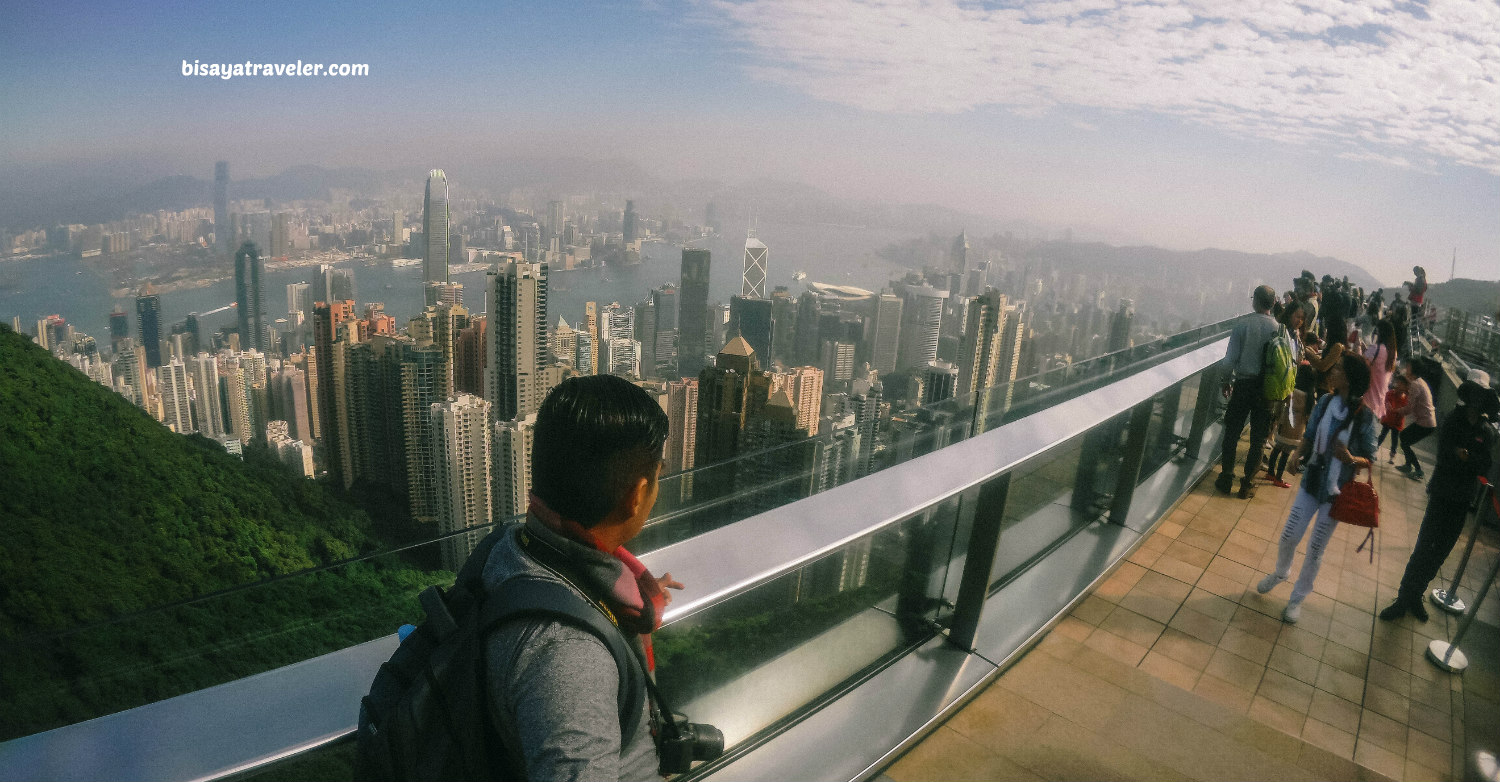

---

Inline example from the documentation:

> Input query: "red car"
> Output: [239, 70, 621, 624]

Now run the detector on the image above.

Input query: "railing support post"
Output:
[947, 473, 1010, 652]
[1109, 398, 1156, 525]
[1186, 366, 1219, 460]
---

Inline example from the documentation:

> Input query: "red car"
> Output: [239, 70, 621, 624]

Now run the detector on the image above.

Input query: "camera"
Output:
[655, 714, 725, 775]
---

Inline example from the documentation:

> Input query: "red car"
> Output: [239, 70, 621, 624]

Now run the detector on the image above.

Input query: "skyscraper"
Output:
[729, 295, 775, 368]
[313, 301, 355, 483]
[665, 379, 699, 475]
[422, 170, 450, 304]
[870, 291, 903, 375]
[432, 393, 494, 570]
[695, 336, 774, 470]
[622, 200, 638, 245]
[109, 310, 130, 352]
[678, 249, 711, 378]
[486, 260, 548, 421]
[157, 359, 194, 433]
[272, 365, 312, 442]
[742, 233, 768, 299]
[778, 365, 824, 435]
[493, 413, 537, 523]
[898, 285, 948, 371]
[315, 264, 357, 305]
[214, 162, 230, 253]
[651, 284, 679, 378]
[453, 316, 487, 397]
[235, 241, 267, 352]
[950, 230, 969, 273]
[189, 352, 224, 438]
[135, 286, 162, 368]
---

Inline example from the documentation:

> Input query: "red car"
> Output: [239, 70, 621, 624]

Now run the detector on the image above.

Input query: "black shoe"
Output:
[1238, 480, 1256, 500]
[1411, 600, 1429, 622]
[1395, 463, 1413, 474]
[1215, 474, 1234, 495]
[1379, 601, 1407, 621]
[1408, 470, 1425, 482]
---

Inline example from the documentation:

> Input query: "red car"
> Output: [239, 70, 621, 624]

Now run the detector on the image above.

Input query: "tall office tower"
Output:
[547, 200, 564, 239]
[550, 318, 577, 367]
[622, 200, 638, 245]
[939, 292, 970, 360]
[898, 284, 948, 371]
[286, 282, 312, 320]
[678, 249, 711, 378]
[157, 359, 194, 433]
[738, 389, 812, 517]
[921, 361, 959, 405]
[695, 336, 774, 471]
[272, 365, 312, 441]
[235, 241, 267, 352]
[422, 169, 450, 302]
[777, 366, 824, 435]
[214, 162, 230, 253]
[486, 260, 548, 421]
[601, 337, 641, 378]
[869, 291, 903, 375]
[652, 284, 679, 378]
[391, 211, 402, 243]
[269, 213, 290, 258]
[403, 341, 447, 524]
[1108, 299, 1134, 352]
[574, 332, 595, 376]
[793, 291, 822, 366]
[582, 302, 600, 375]
[950, 230, 968, 273]
[850, 379, 881, 478]
[431, 393, 494, 570]
[313, 301, 355, 483]
[315, 264, 357, 305]
[425, 282, 463, 308]
[704, 202, 719, 233]
[728, 296, 774, 363]
[742, 233, 768, 299]
[453, 316, 487, 396]
[109, 310, 130, 351]
[665, 379, 699, 475]
[135, 286, 162, 368]
[189, 352, 225, 437]
[222, 358, 255, 441]
[493, 413, 538, 524]
[635, 298, 656, 379]
[957, 290, 1009, 400]
[820, 340, 855, 382]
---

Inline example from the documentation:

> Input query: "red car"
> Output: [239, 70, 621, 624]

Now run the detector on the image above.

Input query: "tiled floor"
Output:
[887, 455, 1490, 782]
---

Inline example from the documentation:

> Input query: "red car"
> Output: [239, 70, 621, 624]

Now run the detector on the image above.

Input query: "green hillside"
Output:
[0, 324, 449, 739]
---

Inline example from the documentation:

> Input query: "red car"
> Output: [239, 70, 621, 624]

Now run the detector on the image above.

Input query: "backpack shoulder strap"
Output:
[479, 577, 647, 747]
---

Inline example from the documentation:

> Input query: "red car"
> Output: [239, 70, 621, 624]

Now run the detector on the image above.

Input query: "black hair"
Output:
[1253, 285, 1277, 312]
[1341, 352, 1371, 401]
[531, 374, 669, 528]
[1375, 320, 1397, 371]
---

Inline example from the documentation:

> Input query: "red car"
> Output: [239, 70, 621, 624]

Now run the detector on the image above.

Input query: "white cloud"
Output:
[701, 0, 1500, 175]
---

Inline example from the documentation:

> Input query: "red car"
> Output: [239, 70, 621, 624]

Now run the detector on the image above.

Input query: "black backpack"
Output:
[355, 527, 647, 781]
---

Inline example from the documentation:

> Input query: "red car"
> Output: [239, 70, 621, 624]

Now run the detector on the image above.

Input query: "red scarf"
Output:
[527, 493, 666, 669]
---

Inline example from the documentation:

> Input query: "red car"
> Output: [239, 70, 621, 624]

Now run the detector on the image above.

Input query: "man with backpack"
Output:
[359, 375, 703, 781]
[1216, 285, 1285, 499]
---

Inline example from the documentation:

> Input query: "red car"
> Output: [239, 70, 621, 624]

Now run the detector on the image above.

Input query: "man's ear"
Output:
[622, 475, 650, 518]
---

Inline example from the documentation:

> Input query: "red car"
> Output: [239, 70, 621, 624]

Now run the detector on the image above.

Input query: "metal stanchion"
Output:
[1427, 539, 1500, 673]
[1431, 479, 1493, 615]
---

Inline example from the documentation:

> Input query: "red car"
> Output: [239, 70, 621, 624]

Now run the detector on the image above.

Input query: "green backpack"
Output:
[1262, 325, 1296, 401]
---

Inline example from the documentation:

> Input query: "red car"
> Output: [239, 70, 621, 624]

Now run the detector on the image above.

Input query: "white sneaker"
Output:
[1282, 601, 1302, 623]
[1257, 574, 1284, 594]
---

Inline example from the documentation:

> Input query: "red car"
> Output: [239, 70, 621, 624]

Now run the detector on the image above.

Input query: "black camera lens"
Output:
[688, 723, 725, 762]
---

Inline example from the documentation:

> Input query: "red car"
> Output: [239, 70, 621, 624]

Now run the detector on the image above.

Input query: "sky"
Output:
[1, 0, 1497, 286]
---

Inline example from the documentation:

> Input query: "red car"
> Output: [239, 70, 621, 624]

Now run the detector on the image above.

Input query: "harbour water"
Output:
[0, 221, 916, 345]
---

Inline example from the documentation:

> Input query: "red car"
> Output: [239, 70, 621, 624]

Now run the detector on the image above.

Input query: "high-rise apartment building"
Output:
[493, 413, 537, 524]
[678, 249, 711, 378]
[286, 282, 312, 321]
[742, 233, 768, 299]
[214, 162, 230, 253]
[431, 393, 494, 570]
[135, 286, 162, 368]
[221, 356, 256, 441]
[315, 264, 357, 305]
[453, 316, 487, 396]
[157, 359, 194, 433]
[272, 365, 312, 442]
[313, 300, 355, 482]
[189, 352, 224, 437]
[403, 342, 447, 525]
[582, 301, 600, 375]
[665, 379, 699, 475]
[870, 291, 903, 375]
[422, 169, 450, 303]
[776, 366, 824, 435]
[234, 241, 267, 352]
[652, 284, 678, 378]
[486, 261, 548, 421]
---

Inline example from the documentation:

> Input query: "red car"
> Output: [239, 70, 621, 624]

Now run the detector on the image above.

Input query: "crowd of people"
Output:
[1215, 266, 1497, 626]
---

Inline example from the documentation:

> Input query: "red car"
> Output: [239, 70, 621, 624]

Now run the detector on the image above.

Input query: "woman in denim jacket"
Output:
[1256, 353, 1377, 623]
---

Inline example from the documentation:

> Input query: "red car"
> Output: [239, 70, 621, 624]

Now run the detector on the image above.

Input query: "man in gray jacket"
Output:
[483, 375, 683, 781]
[1215, 285, 1282, 499]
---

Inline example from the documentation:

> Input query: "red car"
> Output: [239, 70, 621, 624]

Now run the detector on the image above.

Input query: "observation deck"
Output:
[2, 317, 1495, 782]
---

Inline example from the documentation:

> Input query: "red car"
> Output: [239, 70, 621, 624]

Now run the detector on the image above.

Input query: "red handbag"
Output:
[1330, 465, 1379, 528]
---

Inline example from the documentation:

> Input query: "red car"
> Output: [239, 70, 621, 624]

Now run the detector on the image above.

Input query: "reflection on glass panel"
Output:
[237, 739, 356, 782]
[0, 540, 454, 742]
[653, 501, 958, 750]
[989, 426, 1116, 588]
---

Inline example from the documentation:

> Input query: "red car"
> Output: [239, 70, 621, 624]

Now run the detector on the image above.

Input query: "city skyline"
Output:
[1, 1, 1496, 286]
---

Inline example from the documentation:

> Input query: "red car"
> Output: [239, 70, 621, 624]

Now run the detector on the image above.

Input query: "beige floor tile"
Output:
[886, 725, 1045, 782]
[1053, 616, 1095, 643]
[996, 654, 1128, 734]
[1278, 625, 1329, 659]
[1136, 570, 1195, 602]
[1359, 708, 1409, 755]
[1085, 627, 1151, 667]
[1150, 628, 1216, 671]
[1408, 675, 1451, 711]
[1168, 606, 1229, 645]
[1206, 647, 1266, 691]
[1182, 587, 1238, 622]
[945, 685, 1052, 754]
[1327, 618, 1373, 653]
[1002, 713, 1192, 782]
[1301, 717, 1357, 759]
[1404, 727, 1451, 775]
[1354, 738, 1407, 781]
[1401, 758, 1443, 782]
[1323, 639, 1370, 677]
[1138, 651, 1202, 692]
[1366, 683, 1411, 724]
[1100, 606, 1168, 649]
[1406, 701, 1452, 742]
[1231, 604, 1287, 643]
[1193, 672, 1255, 714]
[1308, 688, 1362, 733]
[1368, 659, 1412, 697]
[1176, 528, 1224, 554]
[1219, 625, 1275, 665]
[1117, 589, 1181, 625]
[1071, 594, 1115, 625]
[1197, 569, 1250, 600]
[1258, 668, 1316, 713]
[1315, 662, 1367, 703]
[1165, 539, 1215, 568]
[1268, 643, 1323, 685]
[1249, 693, 1308, 737]
[1036, 632, 1087, 662]
[1207, 554, 1258, 583]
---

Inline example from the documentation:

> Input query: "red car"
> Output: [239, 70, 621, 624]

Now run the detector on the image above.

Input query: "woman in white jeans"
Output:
[1257, 353, 1378, 622]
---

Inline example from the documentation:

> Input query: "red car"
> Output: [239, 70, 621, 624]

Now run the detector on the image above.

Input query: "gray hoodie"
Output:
[483, 521, 660, 781]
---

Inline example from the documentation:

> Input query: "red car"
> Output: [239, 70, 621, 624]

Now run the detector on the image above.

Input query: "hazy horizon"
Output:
[4, 0, 1497, 287]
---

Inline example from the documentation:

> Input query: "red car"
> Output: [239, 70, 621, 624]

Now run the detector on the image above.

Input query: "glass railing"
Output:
[0, 317, 1237, 780]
